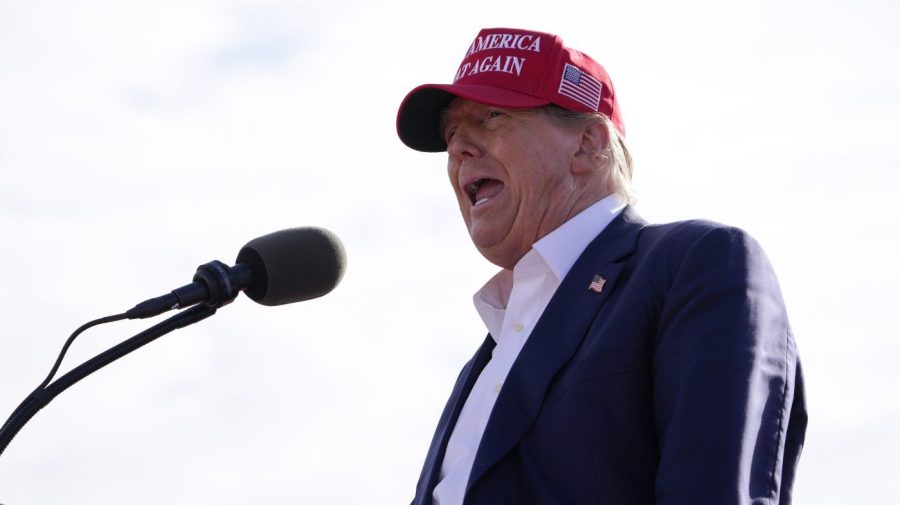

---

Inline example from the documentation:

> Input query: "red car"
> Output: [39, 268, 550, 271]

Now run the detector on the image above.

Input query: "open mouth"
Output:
[466, 177, 504, 207]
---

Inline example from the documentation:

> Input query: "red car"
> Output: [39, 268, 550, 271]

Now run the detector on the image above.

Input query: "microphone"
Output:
[126, 227, 346, 319]
[0, 227, 346, 458]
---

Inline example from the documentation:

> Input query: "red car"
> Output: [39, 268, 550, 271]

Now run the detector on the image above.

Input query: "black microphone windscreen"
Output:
[235, 227, 346, 306]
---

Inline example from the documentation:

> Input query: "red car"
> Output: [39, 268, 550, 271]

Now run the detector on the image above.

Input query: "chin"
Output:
[472, 245, 516, 270]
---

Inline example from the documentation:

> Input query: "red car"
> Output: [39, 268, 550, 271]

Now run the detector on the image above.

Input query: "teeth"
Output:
[474, 197, 490, 206]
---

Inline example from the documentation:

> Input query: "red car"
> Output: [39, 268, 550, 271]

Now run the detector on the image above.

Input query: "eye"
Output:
[443, 126, 457, 143]
[478, 109, 508, 129]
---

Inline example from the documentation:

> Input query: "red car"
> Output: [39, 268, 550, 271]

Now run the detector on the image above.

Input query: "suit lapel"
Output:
[465, 207, 646, 494]
[414, 334, 495, 505]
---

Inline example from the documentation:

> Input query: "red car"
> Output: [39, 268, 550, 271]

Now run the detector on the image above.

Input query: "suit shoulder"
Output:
[635, 218, 771, 271]
[641, 218, 758, 247]
[646, 218, 744, 238]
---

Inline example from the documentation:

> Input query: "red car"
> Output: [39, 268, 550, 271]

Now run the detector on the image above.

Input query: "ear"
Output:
[571, 120, 610, 176]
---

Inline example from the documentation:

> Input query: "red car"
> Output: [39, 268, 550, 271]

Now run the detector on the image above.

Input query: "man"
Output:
[396, 27, 806, 505]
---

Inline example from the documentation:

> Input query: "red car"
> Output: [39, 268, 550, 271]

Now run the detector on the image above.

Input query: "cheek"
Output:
[507, 164, 547, 200]
[446, 159, 457, 183]
[446, 164, 471, 220]
[447, 164, 461, 195]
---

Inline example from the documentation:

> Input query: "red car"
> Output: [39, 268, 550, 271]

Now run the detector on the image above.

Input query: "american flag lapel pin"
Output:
[589, 274, 606, 293]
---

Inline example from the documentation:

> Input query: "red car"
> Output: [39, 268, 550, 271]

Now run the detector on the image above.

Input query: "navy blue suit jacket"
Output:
[412, 207, 807, 505]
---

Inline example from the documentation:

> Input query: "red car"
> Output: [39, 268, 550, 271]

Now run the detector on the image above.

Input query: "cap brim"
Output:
[396, 83, 550, 152]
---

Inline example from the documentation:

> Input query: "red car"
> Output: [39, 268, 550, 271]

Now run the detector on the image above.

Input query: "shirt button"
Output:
[495, 383, 503, 393]
[513, 322, 524, 332]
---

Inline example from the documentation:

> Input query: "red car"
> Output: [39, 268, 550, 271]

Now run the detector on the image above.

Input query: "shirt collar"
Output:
[473, 194, 626, 336]
[532, 194, 626, 282]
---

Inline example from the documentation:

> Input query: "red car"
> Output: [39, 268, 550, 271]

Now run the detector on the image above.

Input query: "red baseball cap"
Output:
[396, 27, 625, 152]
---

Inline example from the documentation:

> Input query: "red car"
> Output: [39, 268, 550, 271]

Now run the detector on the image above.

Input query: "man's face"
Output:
[441, 98, 588, 269]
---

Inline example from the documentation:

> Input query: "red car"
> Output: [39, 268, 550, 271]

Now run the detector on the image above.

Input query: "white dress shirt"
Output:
[433, 195, 626, 505]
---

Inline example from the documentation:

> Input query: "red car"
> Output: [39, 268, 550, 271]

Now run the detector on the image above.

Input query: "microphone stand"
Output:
[0, 305, 217, 458]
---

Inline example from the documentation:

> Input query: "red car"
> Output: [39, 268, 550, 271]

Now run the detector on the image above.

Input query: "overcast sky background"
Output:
[0, 0, 897, 503]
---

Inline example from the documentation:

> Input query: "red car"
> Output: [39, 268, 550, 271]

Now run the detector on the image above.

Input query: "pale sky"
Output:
[1, 0, 898, 503]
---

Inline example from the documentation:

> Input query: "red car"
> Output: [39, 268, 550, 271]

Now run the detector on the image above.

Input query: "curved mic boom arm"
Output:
[0, 305, 217, 458]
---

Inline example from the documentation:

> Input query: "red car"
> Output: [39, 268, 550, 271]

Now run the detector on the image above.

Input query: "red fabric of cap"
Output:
[397, 27, 625, 152]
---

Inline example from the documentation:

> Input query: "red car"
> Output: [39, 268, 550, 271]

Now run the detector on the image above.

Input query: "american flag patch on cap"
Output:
[558, 63, 603, 111]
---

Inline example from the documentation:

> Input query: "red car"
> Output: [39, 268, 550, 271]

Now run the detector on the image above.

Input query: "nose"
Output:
[447, 129, 483, 159]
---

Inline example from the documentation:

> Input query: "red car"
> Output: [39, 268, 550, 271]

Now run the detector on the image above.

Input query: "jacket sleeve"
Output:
[651, 224, 806, 504]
